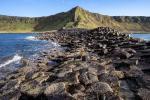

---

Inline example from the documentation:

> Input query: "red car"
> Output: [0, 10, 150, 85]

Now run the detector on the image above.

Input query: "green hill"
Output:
[0, 6, 150, 32]
[72, 6, 150, 32]
[0, 15, 37, 32]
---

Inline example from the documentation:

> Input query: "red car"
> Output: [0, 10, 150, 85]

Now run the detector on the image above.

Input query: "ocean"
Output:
[130, 33, 150, 41]
[0, 33, 58, 79]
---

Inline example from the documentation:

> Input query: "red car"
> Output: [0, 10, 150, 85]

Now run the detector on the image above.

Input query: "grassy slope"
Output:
[0, 16, 37, 32]
[73, 7, 150, 32]
[0, 7, 150, 32]
[0, 22, 35, 32]
[34, 11, 75, 31]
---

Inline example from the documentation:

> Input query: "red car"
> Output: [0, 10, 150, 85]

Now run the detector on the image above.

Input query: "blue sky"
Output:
[0, 0, 149, 17]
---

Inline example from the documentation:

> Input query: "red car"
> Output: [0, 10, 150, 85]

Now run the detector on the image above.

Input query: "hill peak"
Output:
[70, 6, 86, 12]
[0, 6, 150, 32]
[72, 6, 84, 10]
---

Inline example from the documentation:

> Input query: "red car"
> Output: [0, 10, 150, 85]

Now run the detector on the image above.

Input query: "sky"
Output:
[0, 0, 149, 17]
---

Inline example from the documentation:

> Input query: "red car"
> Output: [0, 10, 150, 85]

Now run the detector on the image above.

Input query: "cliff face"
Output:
[0, 6, 150, 32]
[112, 16, 150, 32]
[0, 15, 37, 32]
[71, 6, 150, 32]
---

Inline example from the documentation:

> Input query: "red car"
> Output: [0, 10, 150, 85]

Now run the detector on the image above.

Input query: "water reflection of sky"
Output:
[130, 33, 150, 41]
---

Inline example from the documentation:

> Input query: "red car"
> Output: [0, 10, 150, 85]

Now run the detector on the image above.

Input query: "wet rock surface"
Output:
[0, 27, 150, 100]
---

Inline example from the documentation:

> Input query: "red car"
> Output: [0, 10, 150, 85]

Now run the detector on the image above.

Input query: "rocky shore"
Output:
[0, 27, 150, 100]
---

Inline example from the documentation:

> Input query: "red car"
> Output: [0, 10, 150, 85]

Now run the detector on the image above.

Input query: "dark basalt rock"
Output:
[44, 82, 66, 96]
[0, 89, 21, 100]
[113, 48, 132, 59]
[86, 82, 113, 94]
[66, 84, 85, 95]
[146, 41, 150, 46]
[138, 75, 150, 89]
[1, 27, 150, 100]
[119, 80, 135, 100]
[0, 80, 5, 89]
[64, 71, 80, 84]
[125, 66, 144, 78]
[46, 94, 74, 100]
[114, 61, 130, 71]
[79, 71, 99, 85]
[137, 88, 150, 100]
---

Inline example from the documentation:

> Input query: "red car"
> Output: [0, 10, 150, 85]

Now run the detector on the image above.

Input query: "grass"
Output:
[0, 6, 150, 33]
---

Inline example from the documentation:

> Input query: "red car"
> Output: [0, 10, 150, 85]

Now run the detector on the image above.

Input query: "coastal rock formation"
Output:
[0, 27, 150, 100]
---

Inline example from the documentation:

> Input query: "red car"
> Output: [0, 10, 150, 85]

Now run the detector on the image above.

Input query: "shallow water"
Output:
[130, 33, 150, 41]
[0, 33, 57, 78]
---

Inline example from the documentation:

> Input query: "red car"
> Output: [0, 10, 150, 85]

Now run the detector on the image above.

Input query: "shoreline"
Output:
[0, 27, 150, 100]
[0, 29, 149, 34]
[0, 34, 62, 79]
[0, 30, 57, 34]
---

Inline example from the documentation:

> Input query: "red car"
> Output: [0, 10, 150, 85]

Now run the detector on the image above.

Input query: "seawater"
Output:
[130, 33, 150, 41]
[0, 33, 57, 78]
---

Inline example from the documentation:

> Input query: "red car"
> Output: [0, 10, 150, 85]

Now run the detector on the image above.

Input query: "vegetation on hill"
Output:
[72, 7, 150, 32]
[0, 15, 37, 32]
[0, 6, 150, 32]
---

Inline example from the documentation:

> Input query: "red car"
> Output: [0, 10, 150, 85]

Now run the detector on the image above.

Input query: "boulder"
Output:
[46, 93, 74, 100]
[20, 59, 29, 67]
[125, 66, 144, 78]
[67, 84, 85, 94]
[72, 92, 85, 100]
[98, 73, 119, 90]
[0, 89, 21, 100]
[139, 75, 150, 89]
[44, 82, 66, 95]
[64, 71, 80, 84]
[37, 63, 47, 68]
[24, 72, 35, 80]
[57, 61, 84, 78]
[119, 80, 135, 100]
[114, 48, 132, 59]
[83, 92, 97, 100]
[18, 66, 38, 75]
[126, 48, 136, 54]
[34, 75, 51, 84]
[86, 82, 113, 94]
[57, 68, 73, 78]
[110, 71, 124, 79]
[115, 61, 130, 72]
[20, 80, 45, 97]
[79, 71, 99, 85]
[0, 80, 5, 89]
[137, 88, 150, 100]
[1, 80, 18, 91]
